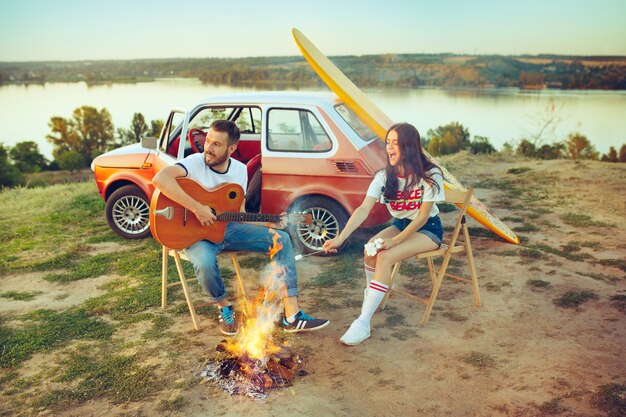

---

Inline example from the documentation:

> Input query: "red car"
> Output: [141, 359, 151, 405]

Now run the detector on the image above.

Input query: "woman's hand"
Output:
[322, 237, 343, 253]
[381, 237, 398, 250]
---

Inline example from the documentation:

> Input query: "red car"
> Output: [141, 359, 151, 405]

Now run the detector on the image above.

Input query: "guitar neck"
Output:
[216, 212, 281, 223]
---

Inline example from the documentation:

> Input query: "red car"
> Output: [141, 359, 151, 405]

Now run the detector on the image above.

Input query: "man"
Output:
[153, 120, 329, 335]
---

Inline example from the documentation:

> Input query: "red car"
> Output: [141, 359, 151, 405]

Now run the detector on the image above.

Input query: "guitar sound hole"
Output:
[228, 191, 237, 200]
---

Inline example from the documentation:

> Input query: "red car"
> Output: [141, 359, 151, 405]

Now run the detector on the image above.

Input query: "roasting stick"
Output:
[294, 250, 324, 261]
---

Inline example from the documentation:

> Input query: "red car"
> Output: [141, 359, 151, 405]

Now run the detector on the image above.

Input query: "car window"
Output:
[160, 111, 185, 154]
[334, 104, 378, 142]
[184, 106, 262, 154]
[267, 108, 332, 152]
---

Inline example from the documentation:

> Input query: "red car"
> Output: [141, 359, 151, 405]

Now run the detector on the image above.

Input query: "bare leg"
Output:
[283, 296, 299, 318]
[373, 233, 438, 284]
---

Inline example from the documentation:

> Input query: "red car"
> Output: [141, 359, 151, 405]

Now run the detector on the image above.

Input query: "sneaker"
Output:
[282, 310, 329, 333]
[340, 319, 370, 345]
[217, 305, 238, 336]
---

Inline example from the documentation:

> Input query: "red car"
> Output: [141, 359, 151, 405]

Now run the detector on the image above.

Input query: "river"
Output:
[1, 78, 625, 159]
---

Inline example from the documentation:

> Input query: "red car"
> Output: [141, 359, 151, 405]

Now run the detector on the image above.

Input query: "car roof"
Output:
[198, 91, 342, 106]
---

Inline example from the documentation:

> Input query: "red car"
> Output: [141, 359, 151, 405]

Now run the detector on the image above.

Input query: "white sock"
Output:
[286, 311, 298, 323]
[362, 263, 376, 315]
[364, 262, 375, 286]
[357, 280, 388, 326]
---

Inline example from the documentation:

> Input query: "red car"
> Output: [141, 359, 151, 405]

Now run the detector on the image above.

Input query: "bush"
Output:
[469, 136, 495, 154]
[8, 141, 48, 173]
[565, 132, 598, 160]
[426, 122, 470, 156]
[56, 150, 87, 172]
[0, 143, 25, 187]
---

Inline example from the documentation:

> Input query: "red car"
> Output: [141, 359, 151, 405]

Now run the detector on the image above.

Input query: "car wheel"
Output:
[105, 184, 151, 239]
[289, 196, 348, 255]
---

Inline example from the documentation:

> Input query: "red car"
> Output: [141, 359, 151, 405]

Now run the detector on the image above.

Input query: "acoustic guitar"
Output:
[149, 178, 312, 250]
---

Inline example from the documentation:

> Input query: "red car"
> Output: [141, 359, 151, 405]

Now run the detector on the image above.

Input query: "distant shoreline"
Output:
[2, 54, 625, 90]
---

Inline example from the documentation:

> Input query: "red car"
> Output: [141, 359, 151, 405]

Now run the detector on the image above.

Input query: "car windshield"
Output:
[334, 104, 378, 142]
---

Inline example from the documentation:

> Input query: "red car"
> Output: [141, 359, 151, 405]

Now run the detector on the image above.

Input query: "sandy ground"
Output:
[1, 155, 625, 416]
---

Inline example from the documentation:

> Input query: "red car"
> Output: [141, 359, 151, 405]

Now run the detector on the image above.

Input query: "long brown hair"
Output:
[383, 123, 442, 201]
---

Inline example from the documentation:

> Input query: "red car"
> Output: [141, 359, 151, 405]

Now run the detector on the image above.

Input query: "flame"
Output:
[225, 228, 287, 360]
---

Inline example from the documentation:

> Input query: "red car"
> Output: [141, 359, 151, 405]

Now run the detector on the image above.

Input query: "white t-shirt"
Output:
[366, 169, 445, 219]
[176, 153, 248, 194]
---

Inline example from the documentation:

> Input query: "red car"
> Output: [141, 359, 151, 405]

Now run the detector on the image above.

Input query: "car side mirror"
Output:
[141, 136, 158, 150]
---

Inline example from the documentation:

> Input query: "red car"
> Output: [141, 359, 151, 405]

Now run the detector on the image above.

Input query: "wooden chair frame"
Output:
[161, 246, 250, 331]
[380, 187, 480, 326]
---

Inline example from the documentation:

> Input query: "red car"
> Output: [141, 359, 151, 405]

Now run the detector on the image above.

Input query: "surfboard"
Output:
[292, 28, 519, 244]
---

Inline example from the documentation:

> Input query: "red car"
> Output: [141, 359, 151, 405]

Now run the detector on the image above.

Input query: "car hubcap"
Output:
[112, 195, 150, 235]
[296, 207, 339, 251]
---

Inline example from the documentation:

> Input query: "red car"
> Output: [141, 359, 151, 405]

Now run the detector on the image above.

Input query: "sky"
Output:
[1, 0, 625, 62]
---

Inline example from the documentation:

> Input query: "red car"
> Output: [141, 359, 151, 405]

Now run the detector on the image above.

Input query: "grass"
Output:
[238, 254, 267, 270]
[305, 240, 363, 288]
[561, 213, 612, 228]
[0, 291, 43, 301]
[597, 258, 626, 272]
[610, 295, 626, 314]
[553, 290, 599, 308]
[0, 309, 113, 368]
[590, 383, 626, 416]
[531, 243, 592, 262]
[36, 343, 163, 410]
[527, 279, 551, 288]
[461, 352, 496, 369]
[513, 224, 539, 233]
[442, 311, 468, 322]
[507, 167, 532, 175]
[537, 398, 567, 415]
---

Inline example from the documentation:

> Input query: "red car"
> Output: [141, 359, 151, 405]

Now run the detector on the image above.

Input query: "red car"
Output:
[92, 91, 390, 253]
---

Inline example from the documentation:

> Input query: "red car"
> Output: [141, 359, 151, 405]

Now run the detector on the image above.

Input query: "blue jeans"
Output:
[183, 223, 298, 302]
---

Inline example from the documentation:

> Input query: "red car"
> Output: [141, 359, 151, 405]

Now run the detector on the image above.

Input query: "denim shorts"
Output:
[392, 215, 443, 246]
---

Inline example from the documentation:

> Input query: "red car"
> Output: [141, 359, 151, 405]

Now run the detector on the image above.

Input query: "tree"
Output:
[149, 119, 164, 138]
[426, 122, 470, 156]
[46, 106, 114, 164]
[117, 112, 148, 146]
[469, 136, 495, 154]
[565, 132, 598, 160]
[56, 150, 86, 172]
[535, 143, 565, 160]
[516, 139, 537, 158]
[602, 146, 618, 162]
[620, 144, 626, 162]
[0, 143, 24, 187]
[8, 141, 48, 173]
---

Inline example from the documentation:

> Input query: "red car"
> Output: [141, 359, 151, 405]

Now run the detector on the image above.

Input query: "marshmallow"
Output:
[294, 254, 303, 261]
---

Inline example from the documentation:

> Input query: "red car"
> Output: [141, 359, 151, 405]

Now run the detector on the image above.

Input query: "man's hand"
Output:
[268, 212, 288, 230]
[195, 205, 217, 227]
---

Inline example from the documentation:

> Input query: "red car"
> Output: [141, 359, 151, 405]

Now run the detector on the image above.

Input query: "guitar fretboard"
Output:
[216, 212, 282, 223]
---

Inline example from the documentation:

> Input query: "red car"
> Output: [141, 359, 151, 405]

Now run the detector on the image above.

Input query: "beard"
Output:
[204, 148, 230, 167]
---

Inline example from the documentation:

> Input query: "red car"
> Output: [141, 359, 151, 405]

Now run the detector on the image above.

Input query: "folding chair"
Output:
[380, 187, 480, 326]
[161, 246, 251, 331]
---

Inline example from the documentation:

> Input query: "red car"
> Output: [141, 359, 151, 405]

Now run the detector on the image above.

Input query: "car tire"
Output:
[289, 196, 348, 255]
[105, 184, 151, 239]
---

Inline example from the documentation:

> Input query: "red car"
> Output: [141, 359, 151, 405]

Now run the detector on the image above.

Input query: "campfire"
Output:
[198, 229, 308, 399]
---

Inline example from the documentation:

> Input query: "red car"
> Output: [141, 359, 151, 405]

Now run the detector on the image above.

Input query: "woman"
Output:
[322, 122, 445, 345]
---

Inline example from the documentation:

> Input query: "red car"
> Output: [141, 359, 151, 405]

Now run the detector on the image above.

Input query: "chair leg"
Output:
[421, 253, 452, 326]
[230, 253, 251, 318]
[463, 226, 481, 306]
[427, 257, 436, 284]
[161, 246, 168, 309]
[380, 262, 400, 311]
[173, 251, 201, 331]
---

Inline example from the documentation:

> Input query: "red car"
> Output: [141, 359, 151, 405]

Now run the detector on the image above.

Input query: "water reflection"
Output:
[0, 79, 624, 158]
